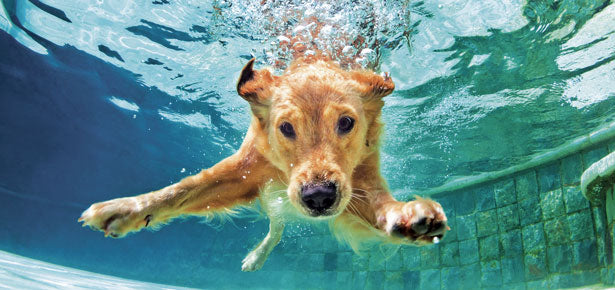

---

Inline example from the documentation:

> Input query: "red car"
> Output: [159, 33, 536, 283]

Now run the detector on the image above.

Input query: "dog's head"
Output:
[237, 58, 394, 218]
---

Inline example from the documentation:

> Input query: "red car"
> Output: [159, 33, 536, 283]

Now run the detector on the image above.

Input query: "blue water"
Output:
[1, 0, 614, 288]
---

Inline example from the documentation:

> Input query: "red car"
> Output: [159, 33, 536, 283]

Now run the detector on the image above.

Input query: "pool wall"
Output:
[424, 139, 615, 289]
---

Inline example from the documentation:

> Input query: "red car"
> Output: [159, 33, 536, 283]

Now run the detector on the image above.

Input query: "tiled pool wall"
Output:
[427, 140, 615, 290]
[253, 137, 615, 290]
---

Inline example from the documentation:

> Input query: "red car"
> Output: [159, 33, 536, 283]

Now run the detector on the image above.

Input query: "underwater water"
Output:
[1, 0, 615, 289]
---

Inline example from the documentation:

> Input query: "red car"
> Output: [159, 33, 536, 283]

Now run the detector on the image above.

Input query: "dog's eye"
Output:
[337, 116, 355, 135]
[279, 122, 296, 139]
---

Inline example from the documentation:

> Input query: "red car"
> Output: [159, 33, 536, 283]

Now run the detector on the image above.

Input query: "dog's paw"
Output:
[378, 198, 449, 245]
[78, 197, 151, 238]
[241, 250, 267, 272]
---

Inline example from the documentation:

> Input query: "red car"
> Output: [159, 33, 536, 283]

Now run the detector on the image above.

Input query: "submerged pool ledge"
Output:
[415, 120, 615, 197]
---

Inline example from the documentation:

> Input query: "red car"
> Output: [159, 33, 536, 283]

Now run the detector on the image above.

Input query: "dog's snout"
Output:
[300, 182, 338, 214]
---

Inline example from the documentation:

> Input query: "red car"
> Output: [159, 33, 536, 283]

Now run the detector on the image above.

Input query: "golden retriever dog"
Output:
[79, 56, 449, 271]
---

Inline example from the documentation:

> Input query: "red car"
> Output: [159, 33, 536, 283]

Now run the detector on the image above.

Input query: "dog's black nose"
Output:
[301, 182, 337, 214]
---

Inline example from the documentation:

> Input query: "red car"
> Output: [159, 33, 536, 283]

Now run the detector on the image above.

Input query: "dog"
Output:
[79, 56, 449, 272]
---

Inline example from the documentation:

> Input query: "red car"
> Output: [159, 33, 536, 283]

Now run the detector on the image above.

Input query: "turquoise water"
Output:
[1, 0, 614, 289]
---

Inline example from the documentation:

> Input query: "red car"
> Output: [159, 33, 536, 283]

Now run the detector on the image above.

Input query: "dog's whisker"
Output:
[275, 172, 289, 187]
[350, 190, 371, 205]
[346, 201, 366, 219]
[350, 195, 370, 207]
[346, 202, 370, 224]
[353, 187, 376, 198]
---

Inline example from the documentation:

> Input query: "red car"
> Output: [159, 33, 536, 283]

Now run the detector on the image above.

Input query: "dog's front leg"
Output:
[79, 145, 274, 238]
[242, 220, 284, 272]
[348, 162, 449, 244]
[349, 189, 449, 245]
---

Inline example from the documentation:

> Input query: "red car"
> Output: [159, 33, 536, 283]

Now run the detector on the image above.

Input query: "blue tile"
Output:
[547, 244, 572, 273]
[500, 229, 523, 257]
[498, 204, 520, 232]
[352, 254, 369, 271]
[481, 260, 502, 287]
[419, 269, 440, 290]
[337, 252, 353, 271]
[572, 239, 598, 270]
[437, 194, 457, 218]
[567, 210, 594, 241]
[456, 214, 477, 241]
[479, 235, 500, 261]
[540, 189, 565, 220]
[566, 269, 601, 288]
[524, 252, 547, 280]
[455, 190, 476, 216]
[369, 253, 385, 271]
[501, 256, 525, 284]
[522, 223, 546, 254]
[403, 270, 420, 290]
[324, 253, 337, 271]
[420, 245, 440, 268]
[443, 213, 457, 242]
[516, 170, 538, 201]
[476, 209, 498, 237]
[321, 236, 339, 253]
[385, 271, 404, 290]
[385, 252, 403, 271]
[475, 185, 496, 211]
[366, 271, 385, 290]
[336, 272, 353, 289]
[518, 197, 542, 226]
[543, 216, 570, 246]
[352, 271, 367, 289]
[458, 239, 479, 265]
[537, 163, 561, 193]
[440, 242, 459, 267]
[548, 273, 574, 289]
[305, 254, 325, 272]
[563, 186, 590, 213]
[459, 263, 481, 289]
[561, 154, 583, 185]
[494, 179, 516, 206]
[592, 206, 606, 235]
[441, 267, 461, 290]
[401, 247, 421, 270]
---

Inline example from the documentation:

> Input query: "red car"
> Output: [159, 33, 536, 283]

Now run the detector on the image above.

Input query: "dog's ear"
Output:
[237, 58, 274, 105]
[350, 71, 395, 102]
[237, 58, 274, 123]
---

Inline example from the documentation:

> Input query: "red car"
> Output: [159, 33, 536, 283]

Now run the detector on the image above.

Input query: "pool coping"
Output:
[412, 120, 615, 197]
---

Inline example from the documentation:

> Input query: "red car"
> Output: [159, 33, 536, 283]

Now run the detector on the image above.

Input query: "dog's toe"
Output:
[78, 197, 148, 238]
[383, 199, 449, 244]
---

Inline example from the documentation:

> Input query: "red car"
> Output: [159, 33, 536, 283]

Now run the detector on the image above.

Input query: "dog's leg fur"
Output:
[242, 219, 284, 271]
[341, 153, 448, 245]
[79, 129, 276, 238]
[242, 182, 288, 271]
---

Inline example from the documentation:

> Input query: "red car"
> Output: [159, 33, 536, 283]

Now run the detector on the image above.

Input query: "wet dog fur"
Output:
[79, 56, 449, 271]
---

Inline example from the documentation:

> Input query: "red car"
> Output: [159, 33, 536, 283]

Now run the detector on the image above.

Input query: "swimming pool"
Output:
[1, 0, 615, 289]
